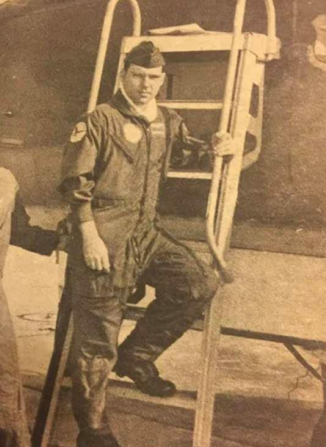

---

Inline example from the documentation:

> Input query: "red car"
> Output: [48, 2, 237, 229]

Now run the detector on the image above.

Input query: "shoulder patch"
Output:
[70, 122, 87, 143]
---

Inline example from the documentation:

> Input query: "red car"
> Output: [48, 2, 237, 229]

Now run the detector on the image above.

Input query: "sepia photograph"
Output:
[0, 0, 326, 446]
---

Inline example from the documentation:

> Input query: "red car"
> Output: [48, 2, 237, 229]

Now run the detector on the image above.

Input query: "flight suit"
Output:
[59, 90, 219, 445]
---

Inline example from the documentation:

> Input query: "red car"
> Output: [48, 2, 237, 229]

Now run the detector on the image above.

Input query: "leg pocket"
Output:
[70, 265, 114, 298]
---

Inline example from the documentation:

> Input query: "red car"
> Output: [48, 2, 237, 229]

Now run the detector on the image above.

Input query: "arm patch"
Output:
[69, 122, 87, 143]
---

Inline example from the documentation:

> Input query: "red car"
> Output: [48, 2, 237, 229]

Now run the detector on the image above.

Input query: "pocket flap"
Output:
[110, 133, 140, 163]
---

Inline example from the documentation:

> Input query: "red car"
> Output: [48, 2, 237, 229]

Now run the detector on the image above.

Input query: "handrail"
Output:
[87, 0, 141, 113]
[205, 0, 277, 283]
[263, 0, 278, 60]
[205, 0, 247, 283]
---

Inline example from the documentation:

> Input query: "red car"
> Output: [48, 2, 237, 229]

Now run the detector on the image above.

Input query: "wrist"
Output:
[80, 221, 99, 239]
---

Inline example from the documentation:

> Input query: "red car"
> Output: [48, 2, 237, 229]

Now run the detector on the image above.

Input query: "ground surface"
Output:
[3, 218, 326, 447]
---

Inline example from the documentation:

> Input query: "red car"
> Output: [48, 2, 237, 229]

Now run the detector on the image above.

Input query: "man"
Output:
[0, 168, 59, 447]
[59, 41, 236, 447]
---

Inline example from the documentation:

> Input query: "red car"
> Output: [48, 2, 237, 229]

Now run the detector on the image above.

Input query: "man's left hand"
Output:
[211, 132, 237, 157]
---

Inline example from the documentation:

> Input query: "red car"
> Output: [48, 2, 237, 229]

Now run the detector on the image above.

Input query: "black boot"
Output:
[114, 358, 177, 398]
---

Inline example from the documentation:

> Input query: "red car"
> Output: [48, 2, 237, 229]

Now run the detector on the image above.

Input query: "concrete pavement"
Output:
[3, 237, 326, 446]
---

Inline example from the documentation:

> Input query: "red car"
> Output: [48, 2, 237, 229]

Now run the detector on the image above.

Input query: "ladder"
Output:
[32, 1, 280, 446]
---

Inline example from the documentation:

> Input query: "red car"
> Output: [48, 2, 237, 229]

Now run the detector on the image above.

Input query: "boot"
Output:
[114, 358, 176, 398]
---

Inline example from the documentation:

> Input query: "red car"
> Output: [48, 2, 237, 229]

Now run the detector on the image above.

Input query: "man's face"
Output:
[122, 64, 165, 106]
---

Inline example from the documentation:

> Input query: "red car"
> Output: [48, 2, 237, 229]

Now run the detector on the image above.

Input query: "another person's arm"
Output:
[10, 194, 59, 256]
[0, 168, 60, 258]
[0, 168, 18, 228]
[0, 168, 18, 274]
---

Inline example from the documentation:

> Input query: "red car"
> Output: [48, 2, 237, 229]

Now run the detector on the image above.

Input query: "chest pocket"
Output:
[111, 133, 138, 163]
[96, 132, 142, 200]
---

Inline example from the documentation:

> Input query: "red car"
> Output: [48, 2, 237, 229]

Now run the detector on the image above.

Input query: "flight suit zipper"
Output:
[131, 122, 152, 268]
[139, 124, 152, 219]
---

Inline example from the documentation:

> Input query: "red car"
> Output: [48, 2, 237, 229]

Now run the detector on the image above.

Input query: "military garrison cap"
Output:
[124, 41, 165, 69]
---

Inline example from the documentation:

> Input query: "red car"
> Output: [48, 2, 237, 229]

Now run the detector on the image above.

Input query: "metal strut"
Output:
[87, 0, 141, 113]
[205, 0, 277, 284]
[195, 1, 278, 446]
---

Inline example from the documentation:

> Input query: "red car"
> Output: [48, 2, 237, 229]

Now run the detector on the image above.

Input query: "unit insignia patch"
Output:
[70, 122, 87, 143]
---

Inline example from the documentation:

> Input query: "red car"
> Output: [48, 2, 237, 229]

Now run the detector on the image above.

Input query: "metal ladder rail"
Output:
[194, 1, 278, 446]
[87, 0, 141, 113]
[193, 43, 267, 447]
[31, 269, 73, 447]
[206, 0, 278, 281]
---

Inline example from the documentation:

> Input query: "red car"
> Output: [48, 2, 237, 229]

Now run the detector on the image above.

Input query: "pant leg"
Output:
[0, 213, 30, 447]
[71, 285, 131, 446]
[0, 281, 31, 447]
[117, 234, 219, 372]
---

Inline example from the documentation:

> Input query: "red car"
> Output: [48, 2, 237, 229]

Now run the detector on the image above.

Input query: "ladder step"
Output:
[122, 33, 241, 53]
[108, 380, 198, 410]
[158, 100, 223, 110]
[60, 376, 197, 410]
[167, 171, 212, 179]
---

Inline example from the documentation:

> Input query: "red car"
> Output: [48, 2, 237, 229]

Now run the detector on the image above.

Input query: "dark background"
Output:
[0, 0, 325, 228]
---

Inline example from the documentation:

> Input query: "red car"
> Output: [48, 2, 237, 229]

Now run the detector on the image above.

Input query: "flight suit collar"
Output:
[120, 84, 158, 122]
[111, 89, 155, 126]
